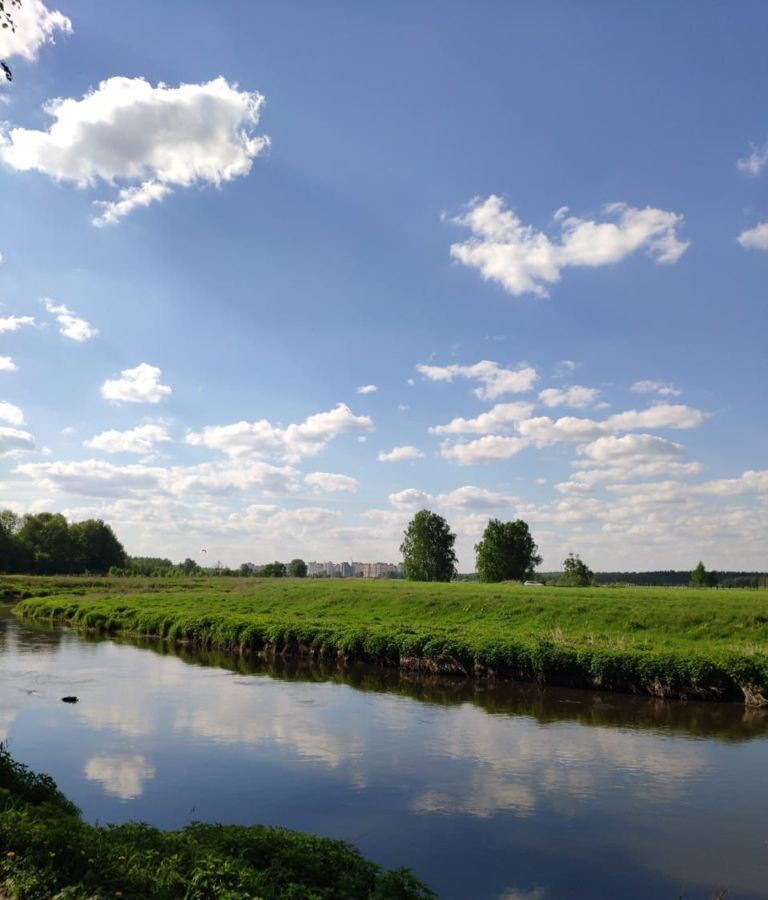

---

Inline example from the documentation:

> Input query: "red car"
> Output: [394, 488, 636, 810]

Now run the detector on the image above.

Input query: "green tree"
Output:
[690, 561, 718, 588]
[181, 557, 199, 576]
[475, 518, 541, 583]
[289, 558, 308, 578]
[0, 509, 25, 572]
[560, 552, 593, 587]
[17, 513, 72, 574]
[400, 509, 457, 582]
[70, 519, 126, 574]
[261, 561, 287, 577]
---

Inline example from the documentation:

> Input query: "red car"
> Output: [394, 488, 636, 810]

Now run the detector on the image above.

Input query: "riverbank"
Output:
[0, 744, 432, 900]
[9, 575, 768, 706]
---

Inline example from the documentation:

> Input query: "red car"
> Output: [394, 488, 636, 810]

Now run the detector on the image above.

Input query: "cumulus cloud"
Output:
[187, 403, 373, 464]
[518, 404, 703, 446]
[630, 379, 681, 397]
[377, 445, 425, 462]
[695, 469, 768, 497]
[449, 196, 689, 297]
[0, 401, 24, 425]
[0, 0, 71, 64]
[16, 458, 300, 499]
[538, 386, 600, 408]
[440, 435, 528, 465]
[737, 138, 768, 177]
[436, 485, 515, 510]
[304, 472, 359, 494]
[0, 357, 17, 372]
[429, 401, 534, 435]
[83, 424, 172, 455]
[417, 360, 538, 400]
[738, 222, 768, 251]
[43, 298, 97, 342]
[0, 426, 34, 456]
[576, 433, 685, 465]
[0, 76, 269, 225]
[389, 488, 432, 509]
[356, 384, 378, 394]
[0, 315, 35, 333]
[101, 363, 171, 404]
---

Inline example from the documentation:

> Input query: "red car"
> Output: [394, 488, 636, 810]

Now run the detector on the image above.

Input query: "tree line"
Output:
[0, 511, 126, 574]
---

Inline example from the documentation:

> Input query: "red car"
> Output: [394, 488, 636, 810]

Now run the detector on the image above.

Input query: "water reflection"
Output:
[1, 603, 767, 900]
[84, 754, 156, 800]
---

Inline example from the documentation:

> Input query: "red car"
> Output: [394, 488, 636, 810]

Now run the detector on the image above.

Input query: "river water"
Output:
[1, 603, 766, 899]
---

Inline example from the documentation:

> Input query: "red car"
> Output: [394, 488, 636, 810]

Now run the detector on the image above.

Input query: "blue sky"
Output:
[0, 0, 766, 570]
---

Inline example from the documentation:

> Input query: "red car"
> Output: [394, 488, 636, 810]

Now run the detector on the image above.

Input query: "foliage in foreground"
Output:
[8, 575, 768, 705]
[0, 745, 433, 900]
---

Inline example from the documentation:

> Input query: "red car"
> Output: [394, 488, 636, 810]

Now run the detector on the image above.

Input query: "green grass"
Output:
[8, 575, 768, 705]
[0, 744, 433, 900]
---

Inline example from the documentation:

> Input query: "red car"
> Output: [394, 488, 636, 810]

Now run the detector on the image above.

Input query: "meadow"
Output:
[8, 575, 768, 706]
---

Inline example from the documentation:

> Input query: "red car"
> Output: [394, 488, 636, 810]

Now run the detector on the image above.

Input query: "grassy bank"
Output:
[0, 744, 433, 900]
[9, 575, 768, 706]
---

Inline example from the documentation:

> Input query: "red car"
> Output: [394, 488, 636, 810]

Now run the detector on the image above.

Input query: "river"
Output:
[1, 603, 766, 899]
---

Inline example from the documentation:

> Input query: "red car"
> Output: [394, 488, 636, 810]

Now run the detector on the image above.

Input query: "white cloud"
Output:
[0, 401, 24, 425]
[0, 426, 34, 456]
[440, 435, 528, 465]
[0, 357, 17, 372]
[630, 379, 681, 397]
[0, 315, 35, 333]
[577, 433, 685, 466]
[429, 401, 534, 435]
[695, 469, 768, 497]
[377, 445, 425, 462]
[538, 385, 600, 408]
[417, 360, 538, 400]
[304, 472, 359, 494]
[101, 363, 171, 404]
[737, 138, 768, 176]
[738, 222, 768, 251]
[389, 488, 432, 509]
[43, 298, 97, 342]
[83, 424, 172, 455]
[436, 485, 515, 510]
[356, 384, 378, 394]
[187, 403, 373, 463]
[518, 404, 704, 446]
[0, 0, 71, 63]
[449, 196, 689, 297]
[0, 76, 268, 225]
[16, 458, 300, 500]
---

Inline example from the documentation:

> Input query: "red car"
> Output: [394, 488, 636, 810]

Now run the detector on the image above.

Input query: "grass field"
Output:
[8, 575, 768, 705]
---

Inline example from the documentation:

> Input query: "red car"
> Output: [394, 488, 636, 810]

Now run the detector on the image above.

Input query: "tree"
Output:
[1, 1, 21, 83]
[181, 557, 199, 577]
[70, 519, 126, 574]
[560, 552, 593, 587]
[261, 561, 287, 577]
[289, 558, 307, 578]
[400, 509, 457, 582]
[475, 518, 541, 583]
[690, 561, 718, 588]
[17, 513, 73, 574]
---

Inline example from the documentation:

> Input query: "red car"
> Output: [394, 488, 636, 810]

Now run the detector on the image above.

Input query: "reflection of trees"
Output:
[95, 628, 768, 744]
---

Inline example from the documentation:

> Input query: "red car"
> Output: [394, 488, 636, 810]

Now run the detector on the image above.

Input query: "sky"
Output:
[0, 0, 766, 571]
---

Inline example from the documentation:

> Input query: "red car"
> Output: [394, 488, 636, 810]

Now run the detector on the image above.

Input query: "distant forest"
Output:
[544, 570, 768, 589]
